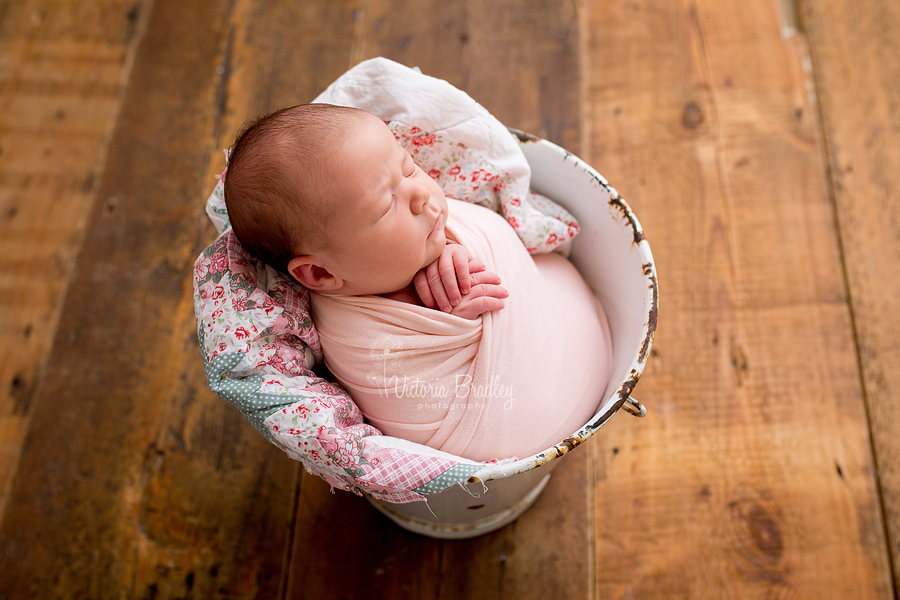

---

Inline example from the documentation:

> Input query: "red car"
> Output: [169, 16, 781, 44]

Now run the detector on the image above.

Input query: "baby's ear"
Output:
[287, 256, 343, 291]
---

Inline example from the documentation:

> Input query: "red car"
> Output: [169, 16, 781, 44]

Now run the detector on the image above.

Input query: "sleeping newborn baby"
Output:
[224, 103, 611, 462]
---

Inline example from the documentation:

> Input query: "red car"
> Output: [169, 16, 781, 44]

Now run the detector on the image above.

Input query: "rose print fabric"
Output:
[194, 227, 485, 503]
[389, 122, 579, 253]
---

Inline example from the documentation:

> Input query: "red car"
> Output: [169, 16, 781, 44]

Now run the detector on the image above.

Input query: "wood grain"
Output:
[799, 0, 900, 589]
[583, 0, 893, 597]
[436, 453, 592, 600]
[352, 0, 581, 148]
[0, 0, 146, 520]
[0, 0, 297, 597]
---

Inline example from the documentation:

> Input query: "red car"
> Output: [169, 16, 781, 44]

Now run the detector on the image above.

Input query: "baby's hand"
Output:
[449, 271, 509, 320]
[414, 243, 477, 313]
[414, 243, 506, 317]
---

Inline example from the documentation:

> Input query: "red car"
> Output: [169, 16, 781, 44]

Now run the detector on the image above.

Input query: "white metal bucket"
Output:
[366, 132, 658, 538]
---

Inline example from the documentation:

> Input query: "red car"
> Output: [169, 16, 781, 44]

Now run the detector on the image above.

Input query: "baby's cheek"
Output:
[432, 235, 448, 261]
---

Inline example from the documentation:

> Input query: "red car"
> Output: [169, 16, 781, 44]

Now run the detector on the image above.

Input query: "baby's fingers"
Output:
[476, 282, 509, 300]
[422, 260, 455, 313]
[451, 283, 509, 320]
[452, 295, 507, 320]
[413, 269, 438, 309]
[466, 258, 487, 275]
[468, 269, 502, 287]
[439, 249, 469, 300]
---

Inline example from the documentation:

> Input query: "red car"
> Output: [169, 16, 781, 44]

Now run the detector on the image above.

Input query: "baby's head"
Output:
[225, 104, 449, 296]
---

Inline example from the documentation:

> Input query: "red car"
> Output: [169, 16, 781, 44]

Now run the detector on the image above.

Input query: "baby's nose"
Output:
[409, 181, 429, 213]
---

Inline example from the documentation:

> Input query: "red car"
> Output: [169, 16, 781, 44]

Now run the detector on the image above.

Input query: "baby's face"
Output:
[316, 113, 449, 296]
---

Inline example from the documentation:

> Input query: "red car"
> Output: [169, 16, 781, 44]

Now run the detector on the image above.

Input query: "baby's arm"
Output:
[414, 243, 508, 319]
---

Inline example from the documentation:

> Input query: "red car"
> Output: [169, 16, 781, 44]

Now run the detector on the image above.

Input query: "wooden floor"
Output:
[1, 0, 898, 597]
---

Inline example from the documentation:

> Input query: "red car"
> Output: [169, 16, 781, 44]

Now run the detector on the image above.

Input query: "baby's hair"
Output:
[224, 103, 368, 274]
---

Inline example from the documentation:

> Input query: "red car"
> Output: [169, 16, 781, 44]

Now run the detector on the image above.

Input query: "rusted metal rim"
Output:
[465, 130, 658, 486]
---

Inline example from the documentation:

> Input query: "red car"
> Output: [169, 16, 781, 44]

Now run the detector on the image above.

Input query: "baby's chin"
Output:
[427, 234, 448, 264]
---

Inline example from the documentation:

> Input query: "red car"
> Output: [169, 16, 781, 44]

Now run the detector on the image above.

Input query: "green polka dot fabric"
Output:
[413, 463, 483, 495]
[201, 331, 295, 446]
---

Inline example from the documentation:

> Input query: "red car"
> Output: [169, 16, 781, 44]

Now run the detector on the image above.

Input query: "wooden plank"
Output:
[290, 476, 445, 597]
[583, 0, 893, 597]
[431, 5, 589, 597]
[0, 0, 146, 521]
[205, 0, 369, 592]
[798, 0, 900, 589]
[286, 1, 589, 599]
[290, 451, 590, 599]
[436, 452, 591, 599]
[0, 0, 300, 597]
[352, 0, 580, 148]
[217, 0, 366, 135]
[293, 460, 593, 599]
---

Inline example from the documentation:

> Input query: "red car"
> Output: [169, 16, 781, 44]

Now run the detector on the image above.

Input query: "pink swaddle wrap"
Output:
[310, 199, 612, 462]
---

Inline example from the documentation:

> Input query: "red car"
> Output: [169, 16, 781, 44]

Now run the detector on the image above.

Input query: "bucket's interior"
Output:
[526, 140, 655, 411]
[467, 137, 657, 481]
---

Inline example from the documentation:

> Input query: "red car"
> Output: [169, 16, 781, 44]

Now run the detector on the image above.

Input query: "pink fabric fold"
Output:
[310, 199, 611, 462]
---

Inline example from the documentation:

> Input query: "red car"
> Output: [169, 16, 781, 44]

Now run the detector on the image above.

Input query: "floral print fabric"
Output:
[389, 122, 579, 253]
[194, 227, 483, 503]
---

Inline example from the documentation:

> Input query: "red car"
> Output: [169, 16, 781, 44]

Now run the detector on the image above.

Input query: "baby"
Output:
[224, 103, 503, 318]
[225, 103, 612, 461]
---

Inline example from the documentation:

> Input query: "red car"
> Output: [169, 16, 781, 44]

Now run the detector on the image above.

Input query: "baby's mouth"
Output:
[427, 212, 441, 240]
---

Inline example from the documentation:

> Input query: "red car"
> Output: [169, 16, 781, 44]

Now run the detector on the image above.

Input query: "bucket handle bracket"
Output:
[623, 396, 646, 418]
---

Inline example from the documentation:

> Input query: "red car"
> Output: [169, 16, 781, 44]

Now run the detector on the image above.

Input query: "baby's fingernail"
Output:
[441, 303, 452, 312]
[460, 287, 470, 294]
[451, 295, 461, 305]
